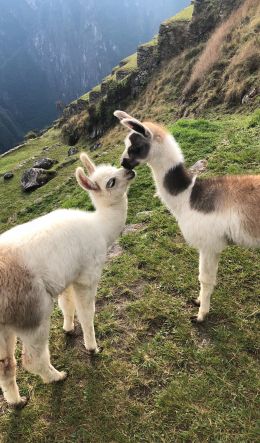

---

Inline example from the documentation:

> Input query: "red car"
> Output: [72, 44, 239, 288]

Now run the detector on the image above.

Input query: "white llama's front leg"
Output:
[58, 286, 76, 333]
[73, 281, 99, 353]
[192, 250, 220, 323]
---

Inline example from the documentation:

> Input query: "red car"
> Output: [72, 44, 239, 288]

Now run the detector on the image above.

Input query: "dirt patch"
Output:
[107, 242, 124, 260]
[123, 223, 146, 235]
[107, 223, 147, 261]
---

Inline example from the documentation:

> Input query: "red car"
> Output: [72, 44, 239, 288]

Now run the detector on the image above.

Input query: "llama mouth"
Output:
[126, 169, 136, 180]
[121, 158, 139, 170]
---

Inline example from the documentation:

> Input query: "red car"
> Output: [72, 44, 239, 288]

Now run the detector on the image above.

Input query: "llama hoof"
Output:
[85, 346, 103, 356]
[11, 396, 29, 409]
[45, 370, 68, 384]
[56, 371, 68, 381]
[190, 298, 200, 307]
[64, 329, 76, 337]
[190, 315, 204, 324]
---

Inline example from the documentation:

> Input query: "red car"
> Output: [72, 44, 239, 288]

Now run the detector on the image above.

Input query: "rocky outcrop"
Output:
[61, 0, 246, 144]
[158, 21, 190, 61]
[63, 99, 88, 119]
[89, 90, 102, 105]
[33, 158, 58, 169]
[21, 168, 57, 192]
[190, 0, 244, 41]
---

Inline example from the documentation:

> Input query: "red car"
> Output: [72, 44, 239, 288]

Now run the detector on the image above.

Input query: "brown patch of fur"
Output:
[232, 175, 260, 238]
[0, 250, 43, 328]
[191, 175, 260, 238]
[143, 121, 168, 141]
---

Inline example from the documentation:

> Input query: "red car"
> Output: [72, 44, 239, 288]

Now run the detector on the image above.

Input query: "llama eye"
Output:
[106, 178, 116, 189]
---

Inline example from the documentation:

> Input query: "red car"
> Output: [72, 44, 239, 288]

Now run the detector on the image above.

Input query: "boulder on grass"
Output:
[33, 158, 58, 169]
[3, 172, 14, 180]
[21, 168, 57, 192]
[68, 147, 79, 156]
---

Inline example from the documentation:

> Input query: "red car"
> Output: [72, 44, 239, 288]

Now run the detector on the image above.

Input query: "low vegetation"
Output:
[185, 0, 260, 94]
[0, 112, 259, 442]
[164, 5, 194, 25]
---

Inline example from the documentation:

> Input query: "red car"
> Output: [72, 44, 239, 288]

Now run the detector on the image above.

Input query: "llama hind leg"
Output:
[58, 286, 76, 333]
[20, 321, 67, 383]
[192, 251, 220, 323]
[0, 327, 26, 407]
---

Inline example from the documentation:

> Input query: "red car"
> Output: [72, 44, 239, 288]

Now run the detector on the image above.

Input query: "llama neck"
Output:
[149, 134, 184, 179]
[148, 135, 192, 213]
[95, 195, 128, 247]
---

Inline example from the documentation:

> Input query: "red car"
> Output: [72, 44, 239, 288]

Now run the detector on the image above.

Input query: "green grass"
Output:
[117, 53, 138, 75]
[164, 5, 194, 25]
[0, 113, 259, 442]
[91, 85, 101, 94]
[79, 92, 90, 102]
[141, 36, 158, 49]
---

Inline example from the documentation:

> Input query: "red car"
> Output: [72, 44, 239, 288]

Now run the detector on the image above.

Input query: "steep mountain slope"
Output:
[0, 1, 259, 441]
[0, 0, 190, 152]
[59, 0, 259, 145]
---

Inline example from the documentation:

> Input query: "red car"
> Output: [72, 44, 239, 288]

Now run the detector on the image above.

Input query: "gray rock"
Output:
[33, 158, 58, 170]
[90, 142, 102, 152]
[68, 147, 79, 156]
[21, 168, 57, 192]
[3, 172, 14, 180]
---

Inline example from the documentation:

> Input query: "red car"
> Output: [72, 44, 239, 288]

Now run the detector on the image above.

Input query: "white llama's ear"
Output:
[121, 118, 152, 139]
[113, 110, 133, 121]
[76, 167, 99, 191]
[80, 153, 96, 175]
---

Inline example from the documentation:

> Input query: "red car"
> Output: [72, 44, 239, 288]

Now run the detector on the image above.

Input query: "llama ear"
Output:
[121, 118, 152, 139]
[80, 153, 95, 175]
[76, 167, 99, 191]
[114, 110, 133, 121]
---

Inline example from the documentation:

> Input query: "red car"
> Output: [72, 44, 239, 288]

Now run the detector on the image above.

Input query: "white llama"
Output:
[0, 153, 135, 407]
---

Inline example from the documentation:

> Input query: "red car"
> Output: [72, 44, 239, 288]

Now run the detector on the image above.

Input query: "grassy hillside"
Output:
[0, 110, 259, 442]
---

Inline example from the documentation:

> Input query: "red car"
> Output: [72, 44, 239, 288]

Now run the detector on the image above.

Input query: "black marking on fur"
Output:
[129, 133, 150, 159]
[128, 121, 147, 137]
[163, 164, 192, 196]
[122, 133, 151, 169]
[190, 178, 221, 213]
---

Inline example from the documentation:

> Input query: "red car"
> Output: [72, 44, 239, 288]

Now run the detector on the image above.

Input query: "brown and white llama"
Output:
[114, 110, 260, 323]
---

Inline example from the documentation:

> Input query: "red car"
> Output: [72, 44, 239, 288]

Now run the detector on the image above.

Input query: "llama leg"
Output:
[192, 251, 220, 323]
[73, 281, 99, 353]
[58, 286, 75, 333]
[0, 327, 27, 407]
[20, 321, 67, 383]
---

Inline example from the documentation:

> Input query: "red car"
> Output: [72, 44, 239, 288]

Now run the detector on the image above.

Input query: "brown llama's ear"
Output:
[80, 153, 96, 175]
[121, 118, 152, 139]
[113, 110, 133, 121]
[75, 167, 99, 191]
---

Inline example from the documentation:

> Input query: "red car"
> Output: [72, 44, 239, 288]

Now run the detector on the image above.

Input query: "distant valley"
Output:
[0, 0, 189, 153]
